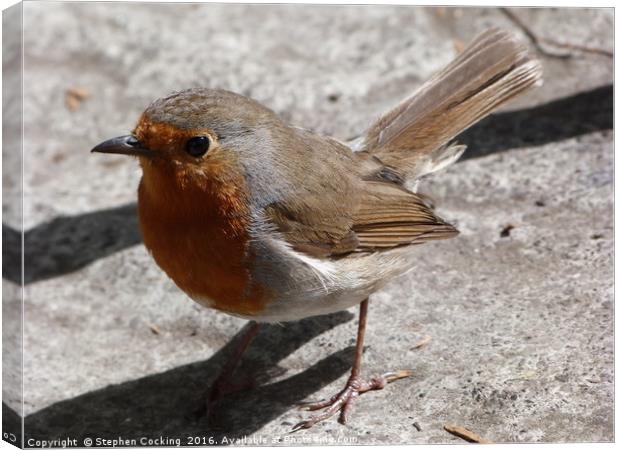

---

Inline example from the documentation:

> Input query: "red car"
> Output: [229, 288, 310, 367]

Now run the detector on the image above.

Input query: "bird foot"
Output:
[292, 369, 412, 431]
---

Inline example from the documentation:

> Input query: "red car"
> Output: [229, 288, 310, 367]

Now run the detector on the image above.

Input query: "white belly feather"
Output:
[245, 225, 417, 323]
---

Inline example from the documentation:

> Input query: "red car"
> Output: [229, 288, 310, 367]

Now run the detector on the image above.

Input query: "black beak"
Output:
[91, 135, 152, 157]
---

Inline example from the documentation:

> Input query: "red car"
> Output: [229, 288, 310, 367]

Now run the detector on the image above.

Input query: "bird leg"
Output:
[292, 299, 412, 431]
[204, 322, 260, 418]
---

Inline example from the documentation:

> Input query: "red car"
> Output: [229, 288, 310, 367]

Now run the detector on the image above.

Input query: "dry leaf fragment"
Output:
[65, 86, 90, 111]
[444, 424, 492, 444]
[147, 323, 161, 335]
[412, 335, 432, 350]
[67, 86, 90, 100]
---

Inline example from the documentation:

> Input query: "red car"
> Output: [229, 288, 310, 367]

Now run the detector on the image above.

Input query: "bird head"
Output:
[92, 88, 287, 201]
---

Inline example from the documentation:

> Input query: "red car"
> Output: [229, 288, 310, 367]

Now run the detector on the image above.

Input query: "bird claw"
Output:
[292, 369, 412, 431]
[297, 394, 340, 411]
[384, 369, 414, 382]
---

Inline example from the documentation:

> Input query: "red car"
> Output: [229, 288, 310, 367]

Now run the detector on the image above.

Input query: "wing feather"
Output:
[265, 179, 458, 257]
[352, 181, 458, 251]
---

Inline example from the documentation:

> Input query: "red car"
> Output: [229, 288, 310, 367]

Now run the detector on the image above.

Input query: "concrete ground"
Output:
[2, 2, 613, 445]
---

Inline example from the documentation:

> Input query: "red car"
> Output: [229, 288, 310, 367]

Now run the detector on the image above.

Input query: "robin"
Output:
[92, 28, 542, 430]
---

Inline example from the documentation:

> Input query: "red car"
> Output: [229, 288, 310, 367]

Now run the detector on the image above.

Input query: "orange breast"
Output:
[136, 157, 269, 316]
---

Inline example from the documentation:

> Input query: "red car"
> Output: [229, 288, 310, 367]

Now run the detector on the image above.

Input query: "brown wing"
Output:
[264, 201, 359, 258]
[261, 128, 457, 258]
[265, 178, 458, 258]
[352, 181, 458, 251]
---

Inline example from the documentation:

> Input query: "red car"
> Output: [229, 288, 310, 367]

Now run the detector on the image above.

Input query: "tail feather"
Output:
[361, 28, 543, 180]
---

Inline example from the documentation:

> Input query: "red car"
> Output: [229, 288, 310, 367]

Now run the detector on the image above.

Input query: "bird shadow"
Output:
[21, 311, 356, 444]
[459, 84, 612, 160]
[2, 204, 141, 285]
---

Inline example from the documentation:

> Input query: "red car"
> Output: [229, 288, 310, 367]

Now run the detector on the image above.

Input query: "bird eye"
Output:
[185, 135, 211, 157]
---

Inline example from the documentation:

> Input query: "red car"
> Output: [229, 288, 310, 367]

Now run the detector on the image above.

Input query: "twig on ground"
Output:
[501, 8, 612, 59]
[538, 37, 613, 58]
[412, 335, 432, 350]
[444, 424, 493, 443]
